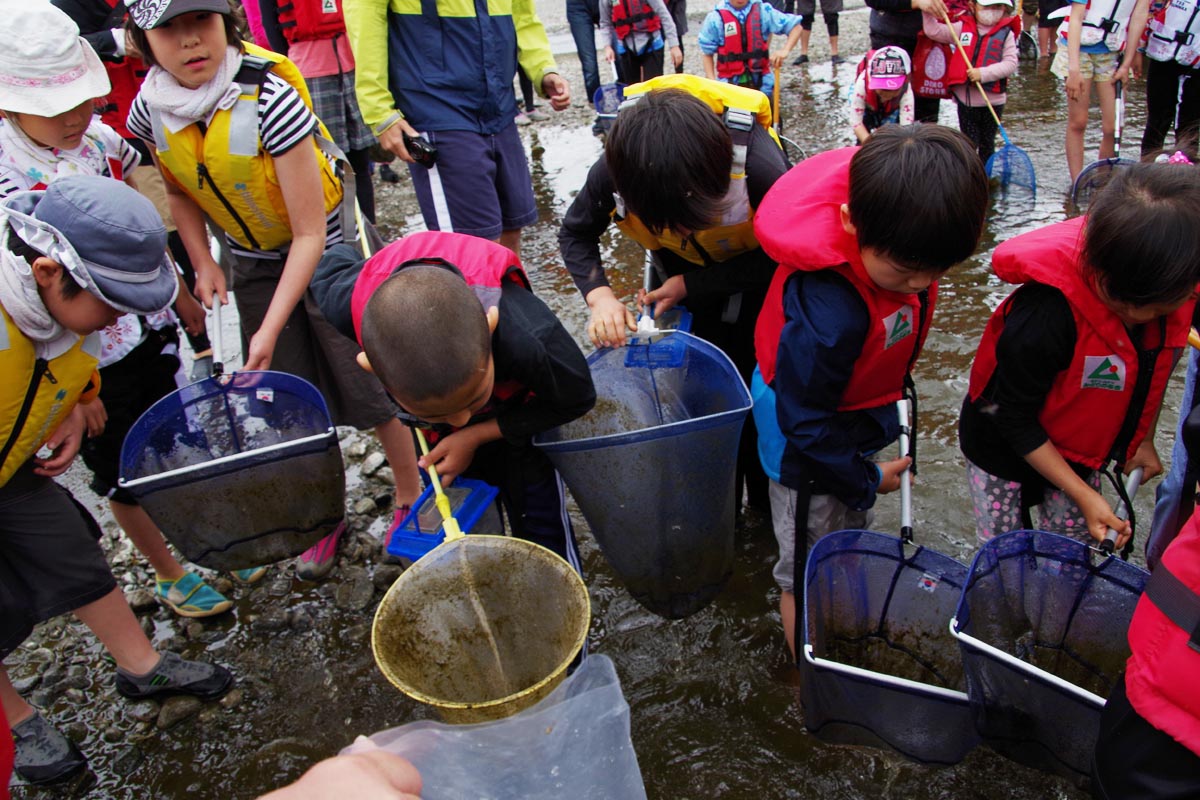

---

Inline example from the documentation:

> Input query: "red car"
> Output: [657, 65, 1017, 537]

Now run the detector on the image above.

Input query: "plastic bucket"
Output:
[118, 371, 345, 571]
[951, 530, 1149, 779]
[535, 332, 751, 619]
[372, 535, 591, 724]
[801, 529, 978, 765]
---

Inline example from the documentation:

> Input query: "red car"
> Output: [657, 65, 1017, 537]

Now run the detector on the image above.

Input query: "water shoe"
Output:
[115, 652, 233, 700]
[156, 571, 232, 618]
[11, 713, 87, 785]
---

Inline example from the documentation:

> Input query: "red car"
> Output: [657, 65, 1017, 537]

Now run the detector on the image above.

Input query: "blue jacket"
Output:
[697, 0, 802, 95]
[344, 0, 558, 134]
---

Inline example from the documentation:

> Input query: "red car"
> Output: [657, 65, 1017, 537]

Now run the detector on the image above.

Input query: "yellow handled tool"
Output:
[415, 428, 463, 541]
[1190, 328, 1200, 350]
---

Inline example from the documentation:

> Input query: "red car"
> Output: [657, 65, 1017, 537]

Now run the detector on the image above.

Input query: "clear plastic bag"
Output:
[346, 655, 646, 800]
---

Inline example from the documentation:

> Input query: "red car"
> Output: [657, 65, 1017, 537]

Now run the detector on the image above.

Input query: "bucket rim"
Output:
[370, 535, 592, 716]
[532, 403, 750, 452]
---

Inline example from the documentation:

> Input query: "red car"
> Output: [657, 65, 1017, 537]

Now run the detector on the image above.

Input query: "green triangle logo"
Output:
[1087, 357, 1121, 382]
[884, 308, 913, 348]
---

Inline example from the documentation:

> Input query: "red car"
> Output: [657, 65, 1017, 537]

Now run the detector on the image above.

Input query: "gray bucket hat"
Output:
[4, 176, 178, 315]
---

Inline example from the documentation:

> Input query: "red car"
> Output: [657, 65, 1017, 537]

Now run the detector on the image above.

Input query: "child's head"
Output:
[359, 265, 498, 428]
[974, 0, 1014, 26]
[843, 124, 989, 291]
[1083, 162, 1200, 324]
[0, 3, 111, 150]
[125, 0, 243, 88]
[606, 88, 733, 236]
[3, 176, 178, 335]
[867, 46, 911, 103]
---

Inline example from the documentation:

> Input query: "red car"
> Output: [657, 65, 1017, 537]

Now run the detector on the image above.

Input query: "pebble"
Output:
[375, 466, 395, 486]
[353, 496, 379, 515]
[197, 706, 222, 724]
[64, 721, 88, 742]
[214, 577, 235, 595]
[112, 746, 145, 777]
[255, 608, 290, 633]
[186, 622, 206, 640]
[21, 647, 55, 668]
[126, 589, 159, 614]
[334, 567, 376, 611]
[288, 607, 314, 632]
[266, 576, 293, 598]
[373, 564, 403, 591]
[64, 688, 86, 705]
[219, 688, 244, 710]
[30, 688, 60, 708]
[361, 452, 386, 476]
[102, 726, 123, 744]
[128, 700, 160, 723]
[11, 674, 40, 694]
[341, 622, 371, 643]
[345, 440, 369, 459]
[157, 696, 204, 730]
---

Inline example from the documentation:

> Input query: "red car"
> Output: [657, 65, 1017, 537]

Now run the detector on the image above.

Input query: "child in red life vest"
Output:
[697, 0, 804, 97]
[751, 125, 989, 656]
[923, 0, 1020, 163]
[600, 0, 683, 83]
[849, 46, 917, 143]
[960, 162, 1200, 548]
[310, 232, 596, 569]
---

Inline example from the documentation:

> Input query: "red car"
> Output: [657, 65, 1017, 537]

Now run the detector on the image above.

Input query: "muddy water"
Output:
[11, 9, 1181, 798]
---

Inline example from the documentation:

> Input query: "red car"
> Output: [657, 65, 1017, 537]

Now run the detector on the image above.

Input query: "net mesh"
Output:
[953, 530, 1149, 778]
[987, 143, 1037, 194]
[1070, 158, 1136, 210]
[801, 530, 978, 765]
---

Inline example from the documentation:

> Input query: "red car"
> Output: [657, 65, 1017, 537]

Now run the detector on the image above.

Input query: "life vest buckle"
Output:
[1174, 29, 1195, 45]
[723, 107, 754, 133]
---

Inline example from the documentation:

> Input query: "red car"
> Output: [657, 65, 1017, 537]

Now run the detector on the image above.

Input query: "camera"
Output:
[403, 133, 438, 168]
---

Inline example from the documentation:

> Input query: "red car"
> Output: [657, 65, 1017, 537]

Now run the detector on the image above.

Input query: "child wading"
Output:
[960, 162, 1200, 548]
[751, 125, 989, 656]
[698, 0, 803, 98]
[124, 0, 422, 579]
[601, 0, 684, 82]
[850, 46, 917, 143]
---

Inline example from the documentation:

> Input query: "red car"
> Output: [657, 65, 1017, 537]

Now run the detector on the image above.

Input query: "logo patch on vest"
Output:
[883, 307, 914, 349]
[322, 0, 338, 13]
[724, 20, 738, 35]
[1082, 354, 1126, 390]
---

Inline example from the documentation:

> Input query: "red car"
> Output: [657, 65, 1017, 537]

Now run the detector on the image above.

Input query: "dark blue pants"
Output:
[567, 0, 602, 104]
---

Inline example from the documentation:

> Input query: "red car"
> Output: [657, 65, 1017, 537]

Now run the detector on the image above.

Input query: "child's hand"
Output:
[259, 745, 421, 799]
[604, 45, 616, 63]
[586, 287, 637, 348]
[640, 275, 687, 316]
[966, 66, 981, 83]
[244, 328, 279, 371]
[33, 405, 86, 477]
[176, 288, 208, 339]
[1065, 70, 1085, 102]
[194, 260, 228, 308]
[912, 0, 949, 20]
[80, 398, 107, 438]
[1128, 439, 1163, 481]
[670, 46, 683, 69]
[417, 429, 481, 487]
[875, 456, 913, 494]
[770, 51, 787, 70]
[1076, 486, 1131, 548]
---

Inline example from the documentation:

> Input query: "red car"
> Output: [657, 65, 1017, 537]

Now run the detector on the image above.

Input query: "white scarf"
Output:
[141, 46, 245, 134]
[0, 233, 79, 359]
[0, 119, 108, 188]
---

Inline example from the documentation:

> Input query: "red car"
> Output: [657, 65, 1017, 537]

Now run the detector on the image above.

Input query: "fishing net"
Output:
[1070, 158, 1137, 209]
[592, 82, 626, 136]
[801, 529, 979, 765]
[119, 370, 345, 571]
[987, 139, 1037, 195]
[952, 530, 1149, 779]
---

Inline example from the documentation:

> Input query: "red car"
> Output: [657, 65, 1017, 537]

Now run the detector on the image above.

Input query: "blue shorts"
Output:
[406, 124, 538, 239]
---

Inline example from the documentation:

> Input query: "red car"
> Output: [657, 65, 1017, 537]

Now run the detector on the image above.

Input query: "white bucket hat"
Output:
[0, 2, 111, 118]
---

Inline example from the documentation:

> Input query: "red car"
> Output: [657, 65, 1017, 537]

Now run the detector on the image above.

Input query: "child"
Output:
[600, 0, 684, 83]
[1117, 0, 1200, 156]
[1, 176, 232, 785]
[0, 2, 236, 616]
[311, 231, 596, 567]
[558, 76, 791, 512]
[1052, 0, 1135, 180]
[794, 0, 845, 65]
[850, 46, 917, 143]
[751, 124, 989, 656]
[124, 0, 423, 579]
[698, 0, 804, 97]
[960, 162, 1200, 547]
[923, 0, 1020, 163]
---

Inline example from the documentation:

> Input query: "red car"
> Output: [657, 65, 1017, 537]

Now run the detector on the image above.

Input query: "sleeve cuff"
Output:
[373, 112, 405, 138]
[111, 28, 127, 57]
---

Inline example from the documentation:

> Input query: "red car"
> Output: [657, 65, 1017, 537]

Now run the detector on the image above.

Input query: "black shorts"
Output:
[1038, 0, 1069, 27]
[0, 463, 116, 659]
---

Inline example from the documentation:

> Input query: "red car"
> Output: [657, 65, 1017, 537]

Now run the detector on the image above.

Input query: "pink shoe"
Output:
[296, 521, 346, 581]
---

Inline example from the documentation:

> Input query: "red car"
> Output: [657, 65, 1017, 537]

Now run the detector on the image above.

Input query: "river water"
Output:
[9, 4, 1181, 798]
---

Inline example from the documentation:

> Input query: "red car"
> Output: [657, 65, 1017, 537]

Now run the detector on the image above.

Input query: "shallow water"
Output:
[9, 6, 1181, 798]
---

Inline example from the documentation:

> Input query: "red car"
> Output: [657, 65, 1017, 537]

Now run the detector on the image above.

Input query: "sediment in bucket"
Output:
[535, 332, 751, 620]
[372, 536, 591, 724]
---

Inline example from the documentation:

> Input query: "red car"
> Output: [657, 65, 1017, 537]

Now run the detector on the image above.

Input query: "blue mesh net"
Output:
[535, 332, 751, 619]
[119, 371, 345, 571]
[952, 530, 1149, 779]
[1070, 158, 1136, 210]
[801, 530, 978, 765]
[986, 143, 1037, 195]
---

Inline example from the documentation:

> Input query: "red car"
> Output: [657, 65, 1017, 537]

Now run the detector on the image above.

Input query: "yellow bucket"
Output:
[372, 534, 591, 724]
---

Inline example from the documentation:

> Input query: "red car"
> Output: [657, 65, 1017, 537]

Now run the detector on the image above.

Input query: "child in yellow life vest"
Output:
[124, 0, 421, 579]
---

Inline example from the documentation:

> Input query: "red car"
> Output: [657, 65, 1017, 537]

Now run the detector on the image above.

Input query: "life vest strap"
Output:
[1145, 560, 1200, 654]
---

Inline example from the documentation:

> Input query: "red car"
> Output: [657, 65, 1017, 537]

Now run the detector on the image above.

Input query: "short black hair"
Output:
[360, 265, 492, 404]
[6, 222, 83, 299]
[1083, 162, 1200, 306]
[605, 88, 732, 236]
[125, 6, 245, 68]
[847, 124, 989, 272]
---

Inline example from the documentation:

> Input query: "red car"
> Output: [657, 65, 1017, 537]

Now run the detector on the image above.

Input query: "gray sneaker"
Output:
[115, 651, 233, 700]
[11, 712, 87, 785]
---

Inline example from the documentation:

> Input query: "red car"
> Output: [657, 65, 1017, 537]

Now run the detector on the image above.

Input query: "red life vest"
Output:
[954, 14, 1021, 94]
[276, 0, 346, 44]
[911, 31, 964, 99]
[94, 0, 147, 140]
[968, 217, 1194, 470]
[855, 50, 909, 119]
[349, 231, 532, 427]
[1125, 509, 1200, 756]
[612, 0, 662, 39]
[716, 4, 770, 85]
[754, 147, 934, 410]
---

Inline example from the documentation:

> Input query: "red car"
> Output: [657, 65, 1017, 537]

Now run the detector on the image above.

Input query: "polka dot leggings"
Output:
[966, 461, 1101, 546]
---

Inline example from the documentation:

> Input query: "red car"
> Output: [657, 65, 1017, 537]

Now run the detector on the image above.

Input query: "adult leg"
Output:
[824, 9, 840, 59]
[567, 0, 602, 102]
[641, 47, 666, 81]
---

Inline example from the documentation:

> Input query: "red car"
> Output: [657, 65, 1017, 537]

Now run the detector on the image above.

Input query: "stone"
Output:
[157, 696, 203, 730]
[102, 726, 123, 744]
[185, 622, 206, 640]
[11, 674, 40, 694]
[254, 608, 290, 633]
[361, 452, 386, 476]
[219, 688, 244, 710]
[353, 496, 379, 515]
[112, 746, 144, 777]
[64, 721, 88, 742]
[375, 466, 395, 486]
[126, 589, 158, 614]
[334, 567, 375, 611]
[214, 577, 234, 595]
[266, 576, 293, 598]
[373, 564, 403, 591]
[128, 700, 160, 724]
[345, 440, 368, 459]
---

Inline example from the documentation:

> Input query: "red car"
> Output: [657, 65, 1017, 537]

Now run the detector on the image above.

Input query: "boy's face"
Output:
[728, 0, 752, 9]
[860, 247, 943, 294]
[395, 357, 497, 429]
[33, 259, 121, 335]
[5, 102, 94, 151]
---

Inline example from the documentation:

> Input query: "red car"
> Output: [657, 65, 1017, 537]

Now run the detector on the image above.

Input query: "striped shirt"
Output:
[128, 72, 346, 260]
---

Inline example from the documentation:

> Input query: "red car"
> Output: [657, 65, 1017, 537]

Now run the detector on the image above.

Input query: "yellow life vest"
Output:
[151, 42, 347, 252]
[613, 74, 781, 267]
[0, 306, 100, 487]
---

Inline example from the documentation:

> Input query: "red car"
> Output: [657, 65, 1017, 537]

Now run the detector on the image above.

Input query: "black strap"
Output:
[1144, 560, 1200, 653]
[790, 480, 814, 667]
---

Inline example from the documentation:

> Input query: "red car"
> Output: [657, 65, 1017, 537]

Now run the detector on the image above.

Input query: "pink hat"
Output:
[868, 46, 911, 92]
